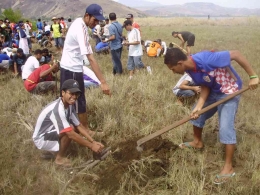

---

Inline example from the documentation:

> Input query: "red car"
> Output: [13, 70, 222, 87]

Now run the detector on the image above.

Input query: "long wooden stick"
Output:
[59, 150, 111, 195]
[137, 87, 249, 148]
[171, 42, 188, 54]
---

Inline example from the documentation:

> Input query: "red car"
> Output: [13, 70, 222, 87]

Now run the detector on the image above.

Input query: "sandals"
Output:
[178, 142, 204, 150]
[213, 172, 236, 184]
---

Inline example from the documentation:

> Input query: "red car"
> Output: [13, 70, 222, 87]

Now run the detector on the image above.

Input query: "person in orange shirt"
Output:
[126, 14, 140, 33]
[147, 39, 163, 57]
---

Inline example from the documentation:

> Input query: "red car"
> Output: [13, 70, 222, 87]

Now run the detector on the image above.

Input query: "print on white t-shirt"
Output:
[128, 28, 143, 56]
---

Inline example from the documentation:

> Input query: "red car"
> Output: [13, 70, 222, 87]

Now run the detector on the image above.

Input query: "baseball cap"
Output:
[52, 17, 57, 20]
[86, 4, 105, 21]
[126, 14, 133, 19]
[61, 79, 81, 93]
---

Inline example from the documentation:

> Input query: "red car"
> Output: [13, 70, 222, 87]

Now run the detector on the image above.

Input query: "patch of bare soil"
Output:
[93, 137, 178, 193]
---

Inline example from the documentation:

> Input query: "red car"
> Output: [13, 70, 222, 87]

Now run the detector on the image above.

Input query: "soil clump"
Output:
[93, 137, 178, 193]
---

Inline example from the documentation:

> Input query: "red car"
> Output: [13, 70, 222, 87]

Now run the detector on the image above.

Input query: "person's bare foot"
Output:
[55, 157, 72, 167]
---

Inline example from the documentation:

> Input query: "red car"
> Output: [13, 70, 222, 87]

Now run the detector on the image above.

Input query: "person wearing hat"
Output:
[60, 4, 110, 130]
[50, 17, 64, 54]
[126, 14, 140, 33]
[33, 79, 105, 166]
[13, 48, 27, 76]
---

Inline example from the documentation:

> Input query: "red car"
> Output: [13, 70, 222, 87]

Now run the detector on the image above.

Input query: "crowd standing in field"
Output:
[0, 3, 259, 185]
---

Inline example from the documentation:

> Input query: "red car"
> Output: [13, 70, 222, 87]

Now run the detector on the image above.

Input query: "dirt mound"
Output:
[94, 137, 178, 193]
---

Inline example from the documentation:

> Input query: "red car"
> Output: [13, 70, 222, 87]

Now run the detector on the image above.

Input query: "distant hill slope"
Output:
[117, 0, 161, 8]
[135, 2, 260, 17]
[0, 0, 147, 19]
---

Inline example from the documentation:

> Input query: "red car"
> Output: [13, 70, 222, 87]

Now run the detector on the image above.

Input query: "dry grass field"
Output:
[1, 17, 260, 195]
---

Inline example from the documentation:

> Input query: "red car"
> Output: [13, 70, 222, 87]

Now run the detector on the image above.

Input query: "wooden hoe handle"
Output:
[137, 87, 250, 147]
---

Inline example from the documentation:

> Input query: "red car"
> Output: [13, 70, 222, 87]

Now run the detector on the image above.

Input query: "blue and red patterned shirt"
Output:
[186, 51, 242, 94]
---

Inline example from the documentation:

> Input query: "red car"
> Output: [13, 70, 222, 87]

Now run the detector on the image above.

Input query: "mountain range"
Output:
[118, 0, 260, 17]
[0, 0, 147, 19]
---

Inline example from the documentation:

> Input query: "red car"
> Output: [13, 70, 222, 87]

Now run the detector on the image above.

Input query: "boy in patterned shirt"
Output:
[164, 48, 258, 184]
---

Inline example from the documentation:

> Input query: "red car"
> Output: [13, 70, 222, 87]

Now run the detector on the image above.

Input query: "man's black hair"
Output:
[123, 20, 132, 27]
[109, 13, 116, 20]
[34, 49, 42, 55]
[38, 18, 41, 21]
[68, 18, 72, 22]
[164, 48, 187, 67]
[172, 31, 178, 35]
[42, 48, 49, 53]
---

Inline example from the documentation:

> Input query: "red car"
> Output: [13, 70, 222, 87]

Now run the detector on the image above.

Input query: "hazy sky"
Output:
[148, 0, 260, 9]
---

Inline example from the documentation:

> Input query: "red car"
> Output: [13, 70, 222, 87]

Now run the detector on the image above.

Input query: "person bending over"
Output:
[24, 62, 59, 94]
[164, 48, 258, 184]
[172, 31, 195, 56]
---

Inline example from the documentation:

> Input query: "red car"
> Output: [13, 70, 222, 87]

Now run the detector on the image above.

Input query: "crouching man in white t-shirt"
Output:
[172, 73, 201, 105]
[33, 79, 105, 166]
[22, 49, 42, 80]
[123, 20, 151, 80]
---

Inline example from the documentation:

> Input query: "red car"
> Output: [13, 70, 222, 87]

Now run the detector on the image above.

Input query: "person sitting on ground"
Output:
[41, 48, 53, 64]
[22, 49, 42, 80]
[32, 79, 105, 166]
[164, 48, 258, 184]
[44, 22, 51, 37]
[123, 20, 151, 79]
[172, 31, 195, 56]
[0, 52, 10, 70]
[93, 23, 102, 45]
[83, 66, 101, 88]
[24, 61, 59, 94]
[13, 48, 27, 76]
[95, 36, 109, 54]
[172, 73, 200, 105]
[145, 39, 167, 57]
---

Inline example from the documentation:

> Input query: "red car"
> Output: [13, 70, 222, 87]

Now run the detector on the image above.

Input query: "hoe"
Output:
[136, 86, 250, 152]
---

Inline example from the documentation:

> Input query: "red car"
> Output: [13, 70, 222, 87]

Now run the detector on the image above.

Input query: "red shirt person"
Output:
[126, 14, 140, 33]
[24, 63, 59, 94]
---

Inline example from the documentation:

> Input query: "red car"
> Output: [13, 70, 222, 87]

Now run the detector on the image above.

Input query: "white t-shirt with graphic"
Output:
[172, 73, 193, 95]
[127, 28, 143, 57]
[60, 18, 93, 72]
